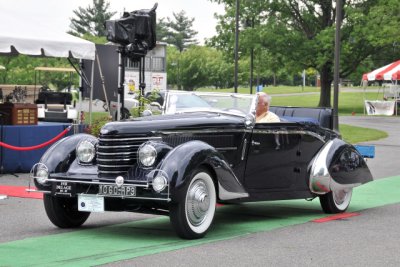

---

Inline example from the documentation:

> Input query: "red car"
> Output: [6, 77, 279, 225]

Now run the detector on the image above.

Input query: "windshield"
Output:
[164, 91, 256, 117]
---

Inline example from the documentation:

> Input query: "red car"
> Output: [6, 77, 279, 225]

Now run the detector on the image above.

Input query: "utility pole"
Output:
[333, 0, 342, 131]
[234, 0, 239, 93]
[249, 18, 254, 95]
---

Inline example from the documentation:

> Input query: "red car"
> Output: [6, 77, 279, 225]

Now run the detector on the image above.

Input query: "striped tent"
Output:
[362, 60, 400, 81]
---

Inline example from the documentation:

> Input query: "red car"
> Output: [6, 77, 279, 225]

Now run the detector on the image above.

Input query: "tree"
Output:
[0, 56, 77, 88]
[156, 18, 170, 42]
[164, 11, 199, 52]
[209, 0, 400, 107]
[69, 0, 116, 37]
[166, 45, 233, 90]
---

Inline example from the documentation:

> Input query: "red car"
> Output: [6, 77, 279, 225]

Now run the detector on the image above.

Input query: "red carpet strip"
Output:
[312, 212, 360, 223]
[0, 185, 43, 199]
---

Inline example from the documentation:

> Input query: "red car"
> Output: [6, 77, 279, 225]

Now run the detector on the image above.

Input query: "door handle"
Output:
[252, 141, 260, 146]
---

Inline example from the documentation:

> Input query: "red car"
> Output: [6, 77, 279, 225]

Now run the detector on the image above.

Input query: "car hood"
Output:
[100, 112, 247, 135]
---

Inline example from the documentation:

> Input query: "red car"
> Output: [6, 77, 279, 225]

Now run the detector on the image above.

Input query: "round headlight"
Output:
[152, 175, 167, 192]
[138, 144, 157, 167]
[76, 140, 95, 163]
[36, 168, 49, 185]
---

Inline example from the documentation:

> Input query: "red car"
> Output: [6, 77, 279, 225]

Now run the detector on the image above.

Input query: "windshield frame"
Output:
[162, 90, 257, 118]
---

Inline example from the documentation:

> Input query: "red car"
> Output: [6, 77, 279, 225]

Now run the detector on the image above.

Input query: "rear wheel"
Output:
[319, 188, 353, 214]
[44, 195, 90, 228]
[170, 169, 216, 239]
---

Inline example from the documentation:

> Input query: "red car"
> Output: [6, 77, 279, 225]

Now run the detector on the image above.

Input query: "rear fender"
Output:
[155, 140, 248, 203]
[309, 138, 373, 194]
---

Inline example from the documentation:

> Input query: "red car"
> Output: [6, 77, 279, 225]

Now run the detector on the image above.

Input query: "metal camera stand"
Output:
[116, 44, 148, 120]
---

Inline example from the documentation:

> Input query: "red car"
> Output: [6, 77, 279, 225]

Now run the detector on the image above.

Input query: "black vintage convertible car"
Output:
[31, 91, 373, 239]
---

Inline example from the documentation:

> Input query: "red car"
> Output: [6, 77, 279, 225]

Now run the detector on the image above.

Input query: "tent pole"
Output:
[89, 56, 95, 126]
[95, 52, 111, 117]
[78, 60, 83, 125]
[34, 71, 37, 103]
[362, 79, 367, 115]
[117, 47, 124, 121]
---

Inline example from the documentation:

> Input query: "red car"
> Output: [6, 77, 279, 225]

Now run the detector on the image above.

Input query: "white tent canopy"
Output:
[0, 14, 97, 124]
[0, 16, 95, 60]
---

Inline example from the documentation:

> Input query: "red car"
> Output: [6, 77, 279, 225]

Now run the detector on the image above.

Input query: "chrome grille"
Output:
[97, 136, 160, 176]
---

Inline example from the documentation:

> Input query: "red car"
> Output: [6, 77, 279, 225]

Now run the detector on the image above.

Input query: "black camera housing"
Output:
[105, 4, 157, 51]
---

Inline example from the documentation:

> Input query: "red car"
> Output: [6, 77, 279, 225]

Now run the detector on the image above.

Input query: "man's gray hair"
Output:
[258, 92, 272, 105]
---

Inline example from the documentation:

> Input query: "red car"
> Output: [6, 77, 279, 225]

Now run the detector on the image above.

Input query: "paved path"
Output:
[340, 115, 400, 179]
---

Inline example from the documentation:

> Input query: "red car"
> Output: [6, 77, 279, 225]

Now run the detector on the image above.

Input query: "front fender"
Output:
[155, 140, 248, 203]
[309, 138, 373, 194]
[39, 133, 97, 174]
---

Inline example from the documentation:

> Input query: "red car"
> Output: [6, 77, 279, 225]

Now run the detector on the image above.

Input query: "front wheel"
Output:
[44, 195, 90, 228]
[170, 169, 216, 239]
[319, 188, 353, 214]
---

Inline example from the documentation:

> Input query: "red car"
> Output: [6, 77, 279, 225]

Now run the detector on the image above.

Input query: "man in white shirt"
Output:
[256, 92, 280, 123]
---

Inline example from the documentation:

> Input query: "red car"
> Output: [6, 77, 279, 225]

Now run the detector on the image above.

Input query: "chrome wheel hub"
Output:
[332, 188, 352, 210]
[186, 180, 210, 226]
[333, 189, 347, 205]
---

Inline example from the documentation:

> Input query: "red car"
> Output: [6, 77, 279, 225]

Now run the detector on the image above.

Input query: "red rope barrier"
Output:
[0, 126, 72, 151]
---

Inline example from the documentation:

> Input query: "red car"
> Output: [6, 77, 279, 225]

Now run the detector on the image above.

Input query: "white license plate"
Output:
[99, 185, 136, 196]
[78, 195, 104, 213]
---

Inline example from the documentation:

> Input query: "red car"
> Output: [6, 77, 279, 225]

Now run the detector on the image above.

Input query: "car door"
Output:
[244, 123, 301, 190]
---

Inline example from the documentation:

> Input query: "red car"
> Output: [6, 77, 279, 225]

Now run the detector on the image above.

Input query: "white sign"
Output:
[124, 70, 167, 96]
[78, 195, 104, 213]
[365, 100, 395, 116]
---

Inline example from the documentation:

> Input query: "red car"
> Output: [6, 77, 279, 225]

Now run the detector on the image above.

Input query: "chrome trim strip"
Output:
[98, 145, 140, 149]
[241, 139, 247, 160]
[26, 189, 51, 194]
[97, 152, 137, 156]
[253, 129, 326, 142]
[160, 129, 252, 135]
[97, 158, 135, 162]
[216, 147, 237, 151]
[38, 178, 150, 188]
[218, 183, 249, 200]
[98, 170, 129, 174]
[160, 129, 325, 142]
[98, 164, 132, 168]
[99, 137, 161, 141]
[26, 189, 171, 202]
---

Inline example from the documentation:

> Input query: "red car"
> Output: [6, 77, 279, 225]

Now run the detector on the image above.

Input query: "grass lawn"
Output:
[270, 91, 385, 115]
[197, 85, 320, 94]
[340, 124, 388, 144]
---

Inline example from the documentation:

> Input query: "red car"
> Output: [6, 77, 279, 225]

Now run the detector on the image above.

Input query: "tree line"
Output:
[1, 0, 399, 107]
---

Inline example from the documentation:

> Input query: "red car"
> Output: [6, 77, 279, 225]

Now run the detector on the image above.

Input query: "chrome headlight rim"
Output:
[31, 163, 49, 185]
[138, 143, 157, 167]
[152, 175, 168, 192]
[76, 139, 96, 164]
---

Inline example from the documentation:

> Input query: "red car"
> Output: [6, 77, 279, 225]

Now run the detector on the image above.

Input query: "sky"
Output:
[0, 0, 225, 43]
